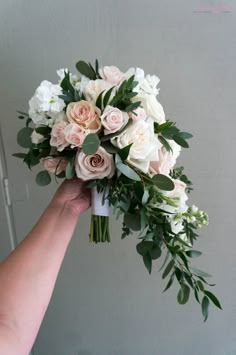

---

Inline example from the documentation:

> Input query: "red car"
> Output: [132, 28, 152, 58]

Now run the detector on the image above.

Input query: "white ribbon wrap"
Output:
[91, 187, 109, 217]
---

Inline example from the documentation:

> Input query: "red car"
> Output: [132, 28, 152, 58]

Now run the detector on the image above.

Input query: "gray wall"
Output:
[0, 1, 236, 354]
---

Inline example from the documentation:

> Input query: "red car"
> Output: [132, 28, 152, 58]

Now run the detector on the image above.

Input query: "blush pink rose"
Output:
[50, 121, 68, 151]
[128, 107, 146, 123]
[64, 123, 87, 147]
[66, 100, 101, 132]
[83, 79, 112, 105]
[101, 106, 129, 135]
[75, 146, 115, 180]
[150, 140, 181, 176]
[42, 157, 68, 174]
[99, 66, 125, 85]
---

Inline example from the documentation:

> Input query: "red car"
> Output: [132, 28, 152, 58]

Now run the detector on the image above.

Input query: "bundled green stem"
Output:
[89, 215, 110, 243]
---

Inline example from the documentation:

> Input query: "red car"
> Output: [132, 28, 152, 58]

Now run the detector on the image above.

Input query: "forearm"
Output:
[0, 201, 78, 355]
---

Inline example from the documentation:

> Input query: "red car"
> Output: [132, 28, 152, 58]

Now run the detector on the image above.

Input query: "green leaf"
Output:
[163, 273, 175, 293]
[178, 132, 193, 140]
[82, 133, 100, 155]
[76, 60, 96, 79]
[124, 101, 141, 113]
[191, 268, 212, 278]
[95, 90, 105, 109]
[162, 259, 175, 279]
[150, 245, 161, 260]
[196, 280, 204, 291]
[65, 158, 75, 179]
[173, 135, 189, 148]
[204, 291, 222, 310]
[124, 213, 141, 231]
[101, 141, 119, 154]
[136, 241, 153, 256]
[95, 59, 99, 76]
[103, 86, 115, 107]
[35, 126, 51, 135]
[158, 136, 173, 153]
[152, 174, 175, 191]
[177, 284, 190, 305]
[116, 162, 141, 181]
[17, 110, 29, 117]
[156, 121, 174, 132]
[143, 252, 152, 274]
[12, 153, 27, 159]
[36, 170, 51, 186]
[202, 296, 210, 322]
[186, 250, 202, 258]
[142, 190, 149, 205]
[118, 143, 133, 161]
[17, 127, 33, 148]
[194, 288, 200, 304]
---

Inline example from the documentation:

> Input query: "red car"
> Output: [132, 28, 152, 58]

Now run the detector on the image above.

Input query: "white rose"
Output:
[75, 146, 115, 180]
[31, 130, 45, 144]
[133, 94, 165, 124]
[125, 68, 160, 96]
[101, 106, 129, 135]
[112, 119, 162, 173]
[83, 79, 113, 105]
[28, 80, 65, 125]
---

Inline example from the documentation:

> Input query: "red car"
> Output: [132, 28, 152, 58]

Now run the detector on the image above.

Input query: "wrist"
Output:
[48, 199, 81, 219]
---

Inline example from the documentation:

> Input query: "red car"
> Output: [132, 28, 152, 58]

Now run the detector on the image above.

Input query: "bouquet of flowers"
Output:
[14, 59, 221, 320]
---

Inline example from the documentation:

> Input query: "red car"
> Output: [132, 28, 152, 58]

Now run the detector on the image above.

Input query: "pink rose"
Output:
[150, 140, 181, 176]
[66, 100, 101, 132]
[99, 66, 125, 85]
[75, 146, 115, 180]
[42, 157, 68, 174]
[101, 106, 129, 135]
[128, 107, 146, 123]
[50, 121, 68, 152]
[64, 123, 87, 147]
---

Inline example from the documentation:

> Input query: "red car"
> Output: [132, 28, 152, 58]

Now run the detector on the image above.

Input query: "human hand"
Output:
[51, 178, 91, 217]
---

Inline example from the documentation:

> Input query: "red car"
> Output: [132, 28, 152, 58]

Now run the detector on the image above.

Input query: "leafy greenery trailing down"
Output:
[91, 166, 221, 321]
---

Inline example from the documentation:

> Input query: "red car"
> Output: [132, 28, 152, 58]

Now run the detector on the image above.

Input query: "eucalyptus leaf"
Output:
[116, 162, 141, 181]
[204, 291, 222, 310]
[124, 213, 141, 231]
[12, 153, 27, 159]
[118, 143, 133, 161]
[178, 132, 193, 140]
[66, 158, 75, 179]
[162, 259, 175, 279]
[186, 250, 202, 258]
[177, 284, 190, 304]
[191, 268, 212, 278]
[36, 170, 51, 186]
[82, 133, 100, 155]
[17, 127, 33, 148]
[202, 296, 210, 322]
[163, 273, 175, 293]
[152, 174, 175, 191]
[76, 60, 96, 79]
[103, 86, 115, 107]
[143, 252, 152, 274]
[173, 135, 189, 148]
